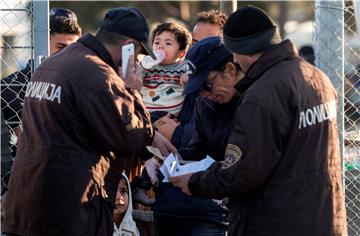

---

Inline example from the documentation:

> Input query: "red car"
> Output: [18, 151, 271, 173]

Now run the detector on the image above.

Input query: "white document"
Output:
[160, 154, 215, 182]
[159, 153, 177, 182]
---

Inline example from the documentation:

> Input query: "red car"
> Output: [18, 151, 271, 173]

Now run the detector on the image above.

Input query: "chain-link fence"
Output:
[315, 0, 360, 235]
[343, 1, 360, 235]
[1, 0, 33, 156]
[1, 0, 360, 234]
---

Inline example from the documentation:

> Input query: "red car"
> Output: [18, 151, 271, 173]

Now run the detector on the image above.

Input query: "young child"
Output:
[113, 173, 140, 236]
[141, 22, 192, 121]
[134, 22, 192, 205]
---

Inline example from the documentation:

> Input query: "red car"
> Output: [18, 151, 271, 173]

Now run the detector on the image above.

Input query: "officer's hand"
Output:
[118, 55, 142, 91]
[170, 173, 192, 195]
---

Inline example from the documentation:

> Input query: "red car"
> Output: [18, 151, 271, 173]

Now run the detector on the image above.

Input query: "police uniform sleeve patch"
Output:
[221, 144, 243, 170]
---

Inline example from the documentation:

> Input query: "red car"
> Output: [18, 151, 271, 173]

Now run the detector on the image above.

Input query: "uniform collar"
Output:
[235, 40, 297, 94]
[202, 96, 241, 115]
[78, 33, 116, 71]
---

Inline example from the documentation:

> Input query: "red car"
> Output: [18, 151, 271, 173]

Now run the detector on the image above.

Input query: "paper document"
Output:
[160, 153, 215, 182]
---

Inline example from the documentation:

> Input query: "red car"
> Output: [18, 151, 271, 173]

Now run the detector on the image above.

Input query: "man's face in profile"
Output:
[50, 33, 79, 55]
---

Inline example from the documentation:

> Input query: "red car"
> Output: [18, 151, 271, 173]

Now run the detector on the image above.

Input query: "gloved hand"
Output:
[144, 157, 161, 186]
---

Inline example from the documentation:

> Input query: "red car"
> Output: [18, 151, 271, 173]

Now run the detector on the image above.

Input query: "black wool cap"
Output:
[223, 6, 282, 55]
[100, 7, 155, 58]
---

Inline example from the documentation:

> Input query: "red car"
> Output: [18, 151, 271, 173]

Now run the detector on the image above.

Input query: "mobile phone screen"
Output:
[121, 43, 134, 78]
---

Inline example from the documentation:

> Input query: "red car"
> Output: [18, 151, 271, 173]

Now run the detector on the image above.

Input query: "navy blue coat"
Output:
[154, 94, 240, 225]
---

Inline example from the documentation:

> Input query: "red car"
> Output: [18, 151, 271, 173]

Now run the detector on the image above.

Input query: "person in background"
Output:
[171, 6, 348, 236]
[113, 173, 139, 236]
[192, 10, 228, 44]
[298, 45, 315, 65]
[48, 7, 82, 54]
[2, 7, 175, 236]
[1, 111, 12, 196]
[132, 22, 192, 205]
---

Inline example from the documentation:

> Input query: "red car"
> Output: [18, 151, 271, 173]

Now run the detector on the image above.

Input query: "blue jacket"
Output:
[154, 94, 240, 225]
[171, 92, 198, 148]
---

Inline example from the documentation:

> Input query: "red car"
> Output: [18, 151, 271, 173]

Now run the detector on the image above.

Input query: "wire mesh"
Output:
[0, 0, 359, 234]
[1, 0, 33, 156]
[343, 2, 359, 235]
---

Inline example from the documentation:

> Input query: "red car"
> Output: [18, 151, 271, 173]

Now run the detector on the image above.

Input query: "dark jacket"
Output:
[1, 111, 12, 195]
[2, 34, 153, 236]
[171, 92, 198, 148]
[1, 61, 32, 190]
[189, 40, 348, 236]
[153, 96, 239, 225]
[180, 96, 240, 161]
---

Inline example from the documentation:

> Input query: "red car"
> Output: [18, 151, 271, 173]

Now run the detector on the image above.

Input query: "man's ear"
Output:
[178, 50, 186, 59]
[224, 62, 237, 77]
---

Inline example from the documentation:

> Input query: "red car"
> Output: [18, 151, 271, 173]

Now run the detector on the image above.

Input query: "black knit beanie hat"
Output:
[223, 6, 282, 55]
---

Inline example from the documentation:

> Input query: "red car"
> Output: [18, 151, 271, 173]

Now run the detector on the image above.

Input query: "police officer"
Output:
[2, 7, 175, 236]
[171, 6, 347, 236]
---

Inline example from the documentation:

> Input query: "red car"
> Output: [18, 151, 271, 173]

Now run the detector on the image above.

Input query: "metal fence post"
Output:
[354, 1, 360, 35]
[220, 0, 237, 16]
[33, 0, 49, 69]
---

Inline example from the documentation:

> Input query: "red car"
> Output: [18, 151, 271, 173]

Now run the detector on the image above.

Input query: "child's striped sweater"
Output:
[141, 61, 189, 116]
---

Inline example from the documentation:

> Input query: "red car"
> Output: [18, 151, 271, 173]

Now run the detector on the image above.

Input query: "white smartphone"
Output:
[121, 43, 134, 78]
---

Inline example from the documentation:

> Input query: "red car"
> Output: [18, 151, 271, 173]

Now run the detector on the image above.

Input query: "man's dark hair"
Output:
[212, 55, 242, 74]
[212, 55, 234, 71]
[195, 10, 228, 29]
[152, 22, 192, 52]
[50, 16, 82, 36]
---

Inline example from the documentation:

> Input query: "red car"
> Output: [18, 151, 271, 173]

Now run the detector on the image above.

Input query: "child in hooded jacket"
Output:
[113, 173, 139, 236]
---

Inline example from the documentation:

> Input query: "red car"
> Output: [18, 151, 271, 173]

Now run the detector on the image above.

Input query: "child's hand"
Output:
[179, 73, 189, 86]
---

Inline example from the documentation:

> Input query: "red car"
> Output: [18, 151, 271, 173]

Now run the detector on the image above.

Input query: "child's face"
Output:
[153, 31, 184, 65]
[113, 178, 129, 218]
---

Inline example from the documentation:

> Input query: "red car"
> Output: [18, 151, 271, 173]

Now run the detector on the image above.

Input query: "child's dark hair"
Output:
[152, 22, 192, 52]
